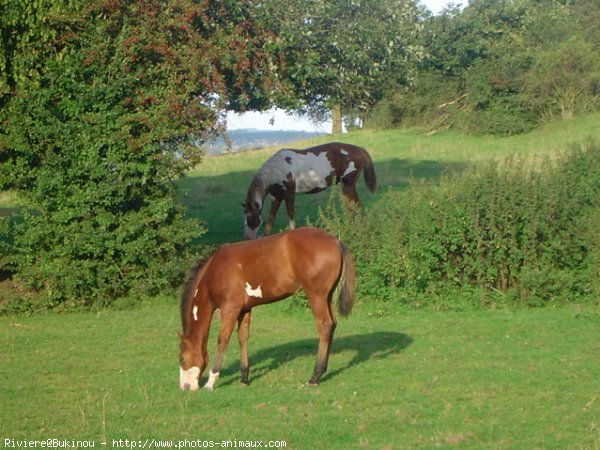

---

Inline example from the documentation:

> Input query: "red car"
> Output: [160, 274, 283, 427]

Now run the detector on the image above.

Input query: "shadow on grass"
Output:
[218, 331, 413, 386]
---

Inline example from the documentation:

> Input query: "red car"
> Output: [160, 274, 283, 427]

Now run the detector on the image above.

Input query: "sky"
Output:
[226, 0, 460, 132]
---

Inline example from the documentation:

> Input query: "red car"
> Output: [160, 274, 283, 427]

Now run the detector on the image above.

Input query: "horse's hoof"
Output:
[306, 381, 319, 387]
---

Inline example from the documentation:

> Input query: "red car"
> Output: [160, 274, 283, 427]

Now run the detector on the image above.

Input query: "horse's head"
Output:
[243, 201, 262, 240]
[178, 334, 206, 391]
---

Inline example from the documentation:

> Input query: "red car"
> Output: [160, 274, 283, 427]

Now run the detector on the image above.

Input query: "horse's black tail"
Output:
[362, 149, 377, 194]
[337, 242, 356, 317]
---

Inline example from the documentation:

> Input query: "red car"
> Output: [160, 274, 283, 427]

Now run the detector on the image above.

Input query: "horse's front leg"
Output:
[263, 196, 282, 236]
[204, 308, 239, 391]
[284, 192, 296, 230]
[237, 310, 252, 385]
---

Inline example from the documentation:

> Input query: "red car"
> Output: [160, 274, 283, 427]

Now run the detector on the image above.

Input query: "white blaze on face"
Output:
[192, 305, 198, 321]
[179, 366, 200, 391]
[245, 282, 263, 298]
[244, 222, 258, 240]
[203, 370, 220, 391]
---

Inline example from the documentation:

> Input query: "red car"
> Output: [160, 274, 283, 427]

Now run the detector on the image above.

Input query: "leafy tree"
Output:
[377, 0, 600, 134]
[0, 0, 283, 309]
[571, 0, 600, 50]
[262, 0, 424, 133]
[522, 1, 600, 121]
[391, 0, 534, 134]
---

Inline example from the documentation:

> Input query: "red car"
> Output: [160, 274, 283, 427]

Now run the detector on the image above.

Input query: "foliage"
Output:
[0, 0, 79, 101]
[370, 0, 600, 135]
[261, 0, 424, 129]
[0, 0, 284, 310]
[316, 142, 600, 307]
[525, 37, 600, 121]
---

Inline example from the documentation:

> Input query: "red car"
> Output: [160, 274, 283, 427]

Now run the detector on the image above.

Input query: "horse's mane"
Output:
[245, 169, 267, 206]
[180, 252, 213, 335]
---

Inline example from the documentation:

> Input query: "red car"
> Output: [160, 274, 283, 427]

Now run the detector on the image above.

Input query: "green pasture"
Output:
[1, 303, 599, 449]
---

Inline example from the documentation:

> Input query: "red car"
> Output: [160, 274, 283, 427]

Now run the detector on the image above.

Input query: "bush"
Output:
[0, 35, 206, 311]
[524, 37, 600, 122]
[315, 142, 600, 308]
[365, 73, 462, 130]
[459, 49, 536, 136]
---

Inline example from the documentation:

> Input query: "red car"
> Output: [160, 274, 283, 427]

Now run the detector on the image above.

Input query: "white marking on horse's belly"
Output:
[192, 305, 198, 321]
[342, 161, 357, 177]
[341, 149, 349, 156]
[279, 150, 334, 193]
[245, 282, 263, 298]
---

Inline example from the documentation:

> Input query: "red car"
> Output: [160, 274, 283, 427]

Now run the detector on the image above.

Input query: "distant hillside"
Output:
[203, 129, 327, 154]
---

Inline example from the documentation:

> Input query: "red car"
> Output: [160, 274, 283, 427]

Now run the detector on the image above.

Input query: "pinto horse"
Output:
[179, 227, 356, 391]
[243, 142, 376, 239]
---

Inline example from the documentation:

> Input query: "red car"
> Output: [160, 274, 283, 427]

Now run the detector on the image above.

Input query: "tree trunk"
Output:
[331, 104, 343, 135]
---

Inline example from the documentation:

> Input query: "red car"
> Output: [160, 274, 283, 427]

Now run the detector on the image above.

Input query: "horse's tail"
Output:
[337, 242, 356, 317]
[361, 148, 377, 194]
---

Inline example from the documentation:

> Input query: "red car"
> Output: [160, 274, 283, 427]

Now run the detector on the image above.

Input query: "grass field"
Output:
[1, 302, 599, 448]
[2, 114, 600, 449]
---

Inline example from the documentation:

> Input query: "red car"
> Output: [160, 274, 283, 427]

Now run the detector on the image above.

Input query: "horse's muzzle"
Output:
[243, 225, 258, 240]
[179, 366, 200, 391]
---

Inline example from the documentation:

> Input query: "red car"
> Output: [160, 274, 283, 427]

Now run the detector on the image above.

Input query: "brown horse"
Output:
[179, 227, 356, 391]
[243, 142, 376, 239]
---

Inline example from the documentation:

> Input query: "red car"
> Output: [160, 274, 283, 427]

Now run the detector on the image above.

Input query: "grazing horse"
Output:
[179, 227, 356, 391]
[243, 142, 376, 239]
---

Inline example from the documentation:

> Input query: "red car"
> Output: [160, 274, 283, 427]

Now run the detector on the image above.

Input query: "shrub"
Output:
[315, 142, 600, 307]
[524, 37, 600, 122]
[364, 73, 462, 130]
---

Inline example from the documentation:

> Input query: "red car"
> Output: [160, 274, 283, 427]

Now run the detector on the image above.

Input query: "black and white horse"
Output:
[242, 142, 376, 239]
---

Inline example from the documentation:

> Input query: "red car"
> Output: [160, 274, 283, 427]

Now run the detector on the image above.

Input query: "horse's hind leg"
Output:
[237, 310, 252, 385]
[204, 308, 239, 391]
[341, 183, 360, 205]
[307, 293, 337, 386]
